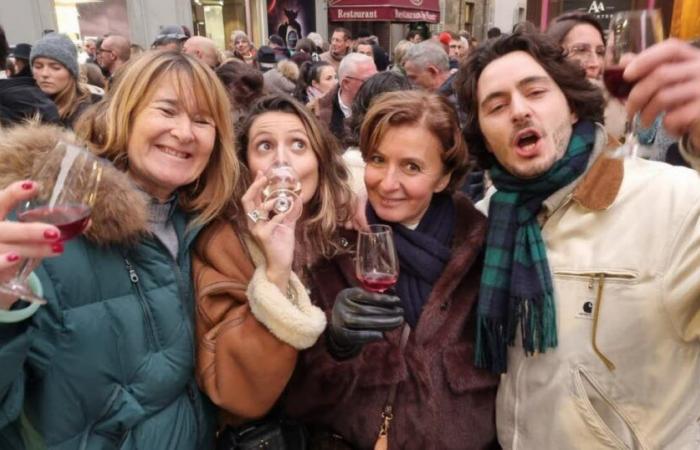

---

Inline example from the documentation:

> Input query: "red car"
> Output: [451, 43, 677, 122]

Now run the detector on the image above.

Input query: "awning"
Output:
[328, 0, 440, 24]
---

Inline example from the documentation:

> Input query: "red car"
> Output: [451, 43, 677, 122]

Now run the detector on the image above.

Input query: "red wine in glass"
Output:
[18, 204, 91, 241]
[356, 224, 399, 294]
[359, 271, 398, 293]
[603, 66, 633, 100]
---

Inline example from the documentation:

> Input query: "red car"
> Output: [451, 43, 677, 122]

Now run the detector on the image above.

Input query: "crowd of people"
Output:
[0, 14, 700, 450]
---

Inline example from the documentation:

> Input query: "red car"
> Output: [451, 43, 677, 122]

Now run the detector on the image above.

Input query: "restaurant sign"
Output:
[329, 6, 439, 22]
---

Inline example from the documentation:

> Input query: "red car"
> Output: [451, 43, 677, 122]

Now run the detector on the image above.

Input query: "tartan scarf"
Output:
[475, 120, 596, 373]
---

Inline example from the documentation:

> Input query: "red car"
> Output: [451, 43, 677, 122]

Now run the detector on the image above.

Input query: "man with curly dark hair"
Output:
[455, 31, 700, 449]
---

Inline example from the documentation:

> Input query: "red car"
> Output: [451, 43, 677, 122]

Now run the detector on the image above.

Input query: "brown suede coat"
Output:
[194, 194, 498, 449]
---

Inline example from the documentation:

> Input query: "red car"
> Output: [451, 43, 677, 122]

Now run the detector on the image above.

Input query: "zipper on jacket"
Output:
[124, 257, 161, 351]
[554, 270, 637, 371]
[576, 366, 649, 450]
[150, 237, 203, 441]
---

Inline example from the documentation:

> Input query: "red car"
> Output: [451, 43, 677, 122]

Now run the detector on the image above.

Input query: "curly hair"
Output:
[454, 32, 605, 169]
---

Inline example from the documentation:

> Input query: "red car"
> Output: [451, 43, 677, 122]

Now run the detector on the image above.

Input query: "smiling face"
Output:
[246, 112, 319, 205]
[32, 57, 72, 95]
[477, 51, 577, 179]
[312, 65, 337, 94]
[234, 37, 250, 55]
[330, 31, 350, 58]
[364, 124, 450, 225]
[126, 75, 216, 201]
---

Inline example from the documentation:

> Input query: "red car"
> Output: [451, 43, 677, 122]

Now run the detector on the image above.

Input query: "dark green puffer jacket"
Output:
[0, 125, 215, 449]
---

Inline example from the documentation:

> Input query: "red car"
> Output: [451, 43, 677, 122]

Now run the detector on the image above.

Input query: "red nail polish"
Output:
[51, 242, 64, 253]
[6, 253, 19, 262]
[21, 181, 34, 190]
[44, 230, 60, 240]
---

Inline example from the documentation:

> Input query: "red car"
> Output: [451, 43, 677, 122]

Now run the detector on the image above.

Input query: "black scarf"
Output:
[367, 193, 455, 327]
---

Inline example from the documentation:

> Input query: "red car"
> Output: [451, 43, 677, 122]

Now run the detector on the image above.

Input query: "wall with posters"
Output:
[267, 0, 315, 49]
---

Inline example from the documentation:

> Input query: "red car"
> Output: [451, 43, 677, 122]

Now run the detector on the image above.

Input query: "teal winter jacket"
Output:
[0, 125, 215, 450]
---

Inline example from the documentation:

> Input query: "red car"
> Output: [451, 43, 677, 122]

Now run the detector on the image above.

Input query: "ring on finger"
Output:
[247, 209, 268, 223]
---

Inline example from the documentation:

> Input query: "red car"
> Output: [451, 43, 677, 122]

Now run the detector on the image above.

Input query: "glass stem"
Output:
[14, 258, 36, 284]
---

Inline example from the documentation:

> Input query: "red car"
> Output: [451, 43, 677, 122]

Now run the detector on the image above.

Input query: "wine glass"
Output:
[603, 9, 664, 158]
[262, 161, 302, 220]
[0, 141, 102, 304]
[356, 225, 399, 293]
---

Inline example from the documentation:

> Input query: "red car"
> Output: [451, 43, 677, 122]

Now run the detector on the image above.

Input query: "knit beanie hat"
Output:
[30, 33, 79, 79]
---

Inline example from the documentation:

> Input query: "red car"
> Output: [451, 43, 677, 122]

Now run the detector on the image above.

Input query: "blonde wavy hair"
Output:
[75, 50, 243, 226]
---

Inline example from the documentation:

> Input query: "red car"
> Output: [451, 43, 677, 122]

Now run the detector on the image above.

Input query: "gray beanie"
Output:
[30, 33, 79, 79]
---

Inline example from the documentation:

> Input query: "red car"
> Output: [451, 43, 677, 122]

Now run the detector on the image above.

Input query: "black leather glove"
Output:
[326, 287, 404, 360]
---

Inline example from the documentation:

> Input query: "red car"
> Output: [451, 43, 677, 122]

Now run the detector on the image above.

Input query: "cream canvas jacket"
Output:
[481, 126, 700, 449]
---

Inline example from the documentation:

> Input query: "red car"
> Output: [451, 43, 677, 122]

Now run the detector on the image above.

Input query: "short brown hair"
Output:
[236, 94, 355, 258]
[455, 32, 605, 169]
[360, 90, 469, 193]
[332, 27, 352, 40]
[75, 50, 241, 226]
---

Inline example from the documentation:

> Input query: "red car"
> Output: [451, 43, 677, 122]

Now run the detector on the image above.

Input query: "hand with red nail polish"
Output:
[0, 180, 62, 297]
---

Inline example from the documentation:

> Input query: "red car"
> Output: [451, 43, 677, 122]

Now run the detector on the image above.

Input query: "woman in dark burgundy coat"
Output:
[283, 90, 499, 449]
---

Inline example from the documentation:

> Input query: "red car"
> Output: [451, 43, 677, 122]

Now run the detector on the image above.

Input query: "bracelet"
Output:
[0, 273, 43, 324]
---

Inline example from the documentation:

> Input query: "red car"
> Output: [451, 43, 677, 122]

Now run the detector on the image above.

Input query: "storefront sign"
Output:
[562, 0, 631, 28]
[328, 0, 440, 23]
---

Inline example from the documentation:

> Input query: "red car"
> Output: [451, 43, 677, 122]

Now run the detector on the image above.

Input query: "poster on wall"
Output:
[267, 0, 316, 49]
[562, 0, 631, 28]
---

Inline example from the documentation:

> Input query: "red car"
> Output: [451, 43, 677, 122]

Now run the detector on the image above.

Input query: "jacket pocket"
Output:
[571, 366, 649, 450]
[442, 343, 499, 394]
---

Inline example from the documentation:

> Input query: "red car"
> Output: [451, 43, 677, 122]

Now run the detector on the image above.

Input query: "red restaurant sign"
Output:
[328, 0, 440, 23]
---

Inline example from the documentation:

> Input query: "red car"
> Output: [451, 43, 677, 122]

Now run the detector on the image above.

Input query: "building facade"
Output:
[0, 0, 328, 51]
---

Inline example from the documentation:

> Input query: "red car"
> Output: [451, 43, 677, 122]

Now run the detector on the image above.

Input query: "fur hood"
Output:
[0, 122, 148, 245]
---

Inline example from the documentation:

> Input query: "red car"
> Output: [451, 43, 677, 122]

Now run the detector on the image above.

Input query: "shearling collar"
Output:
[0, 122, 149, 245]
[541, 125, 624, 220]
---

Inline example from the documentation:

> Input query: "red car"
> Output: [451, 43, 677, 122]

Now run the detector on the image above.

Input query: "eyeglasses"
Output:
[98, 48, 114, 55]
[565, 43, 605, 61]
[344, 75, 371, 84]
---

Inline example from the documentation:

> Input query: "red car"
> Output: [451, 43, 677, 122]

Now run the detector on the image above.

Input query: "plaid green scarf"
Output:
[475, 120, 596, 373]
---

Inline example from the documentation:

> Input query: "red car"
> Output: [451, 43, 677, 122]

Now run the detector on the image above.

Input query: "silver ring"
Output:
[247, 209, 267, 223]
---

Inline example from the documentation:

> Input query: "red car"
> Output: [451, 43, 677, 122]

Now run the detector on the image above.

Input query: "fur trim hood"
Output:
[0, 122, 148, 245]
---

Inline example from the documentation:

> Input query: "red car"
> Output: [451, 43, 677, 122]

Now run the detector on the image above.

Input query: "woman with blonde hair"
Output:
[31, 33, 100, 129]
[0, 50, 240, 449]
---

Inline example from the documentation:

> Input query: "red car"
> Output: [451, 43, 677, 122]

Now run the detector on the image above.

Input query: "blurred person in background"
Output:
[231, 30, 257, 67]
[320, 27, 351, 72]
[215, 58, 265, 118]
[98, 35, 130, 81]
[183, 36, 220, 69]
[9, 43, 31, 77]
[312, 52, 376, 140]
[295, 60, 337, 105]
[30, 33, 100, 129]
[152, 25, 188, 50]
[0, 25, 59, 125]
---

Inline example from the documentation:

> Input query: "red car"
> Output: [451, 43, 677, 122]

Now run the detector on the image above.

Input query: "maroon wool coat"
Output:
[283, 193, 499, 450]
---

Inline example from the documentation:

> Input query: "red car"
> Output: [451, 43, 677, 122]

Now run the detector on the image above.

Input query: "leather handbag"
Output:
[216, 416, 307, 450]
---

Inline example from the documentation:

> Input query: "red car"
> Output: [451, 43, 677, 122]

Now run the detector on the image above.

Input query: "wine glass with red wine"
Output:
[356, 225, 399, 293]
[603, 9, 664, 157]
[0, 141, 102, 304]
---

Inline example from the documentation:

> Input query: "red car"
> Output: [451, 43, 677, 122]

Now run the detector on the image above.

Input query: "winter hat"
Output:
[257, 46, 277, 72]
[10, 43, 31, 61]
[30, 33, 79, 79]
